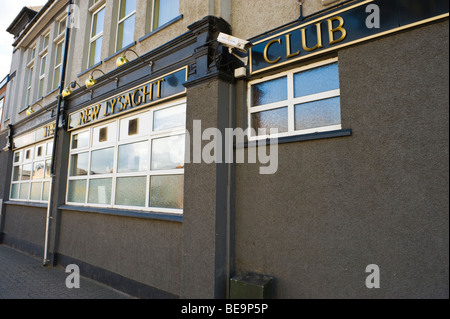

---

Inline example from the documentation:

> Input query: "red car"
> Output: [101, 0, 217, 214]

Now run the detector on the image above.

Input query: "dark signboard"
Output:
[250, 0, 449, 74]
[68, 66, 188, 130]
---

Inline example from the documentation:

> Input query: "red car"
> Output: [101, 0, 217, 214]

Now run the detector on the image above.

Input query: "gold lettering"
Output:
[92, 105, 101, 121]
[285, 34, 300, 59]
[78, 111, 85, 126]
[263, 39, 282, 64]
[44, 124, 55, 138]
[155, 79, 165, 99]
[104, 101, 111, 116]
[301, 22, 323, 52]
[132, 89, 142, 106]
[327, 16, 347, 45]
[142, 84, 153, 103]
[123, 93, 132, 110]
[85, 108, 92, 123]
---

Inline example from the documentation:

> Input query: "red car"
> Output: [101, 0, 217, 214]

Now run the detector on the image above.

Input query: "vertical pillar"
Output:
[180, 16, 235, 299]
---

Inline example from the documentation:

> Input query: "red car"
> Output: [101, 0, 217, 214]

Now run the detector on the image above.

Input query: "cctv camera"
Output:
[217, 32, 253, 53]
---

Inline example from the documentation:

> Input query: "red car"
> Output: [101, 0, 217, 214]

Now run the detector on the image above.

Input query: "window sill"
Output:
[77, 61, 103, 78]
[59, 205, 183, 223]
[4, 200, 48, 209]
[237, 129, 352, 148]
[103, 42, 137, 63]
[138, 15, 183, 43]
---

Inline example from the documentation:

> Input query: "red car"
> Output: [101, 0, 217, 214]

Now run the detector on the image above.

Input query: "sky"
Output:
[0, 0, 47, 81]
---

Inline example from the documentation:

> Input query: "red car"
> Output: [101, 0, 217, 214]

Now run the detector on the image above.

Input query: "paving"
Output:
[0, 245, 133, 299]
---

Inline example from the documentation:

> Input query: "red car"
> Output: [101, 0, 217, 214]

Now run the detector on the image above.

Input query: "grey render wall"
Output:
[233, 20, 449, 299]
[57, 210, 182, 297]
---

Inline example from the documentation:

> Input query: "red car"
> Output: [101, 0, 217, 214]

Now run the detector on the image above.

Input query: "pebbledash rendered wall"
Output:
[233, 19, 449, 299]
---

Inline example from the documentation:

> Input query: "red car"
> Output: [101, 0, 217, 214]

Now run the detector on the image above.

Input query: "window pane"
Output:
[12, 166, 20, 181]
[55, 42, 63, 66]
[45, 160, 52, 178]
[14, 152, 21, 163]
[119, 0, 136, 20]
[150, 175, 183, 209]
[92, 7, 105, 37]
[32, 161, 45, 180]
[71, 131, 90, 149]
[88, 178, 112, 205]
[90, 148, 114, 175]
[89, 36, 103, 67]
[294, 97, 341, 131]
[30, 182, 42, 200]
[21, 164, 32, 181]
[153, 104, 186, 131]
[154, 0, 179, 29]
[251, 107, 289, 136]
[294, 63, 339, 98]
[19, 183, 29, 200]
[151, 135, 185, 170]
[118, 141, 148, 173]
[40, 56, 47, 76]
[115, 176, 146, 207]
[67, 180, 87, 203]
[11, 184, 19, 199]
[69, 152, 89, 176]
[42, 182, 50, 201]
[117, 15, 135, 51]
[39, 78, 45, 99]
[252, 76, 287, 106]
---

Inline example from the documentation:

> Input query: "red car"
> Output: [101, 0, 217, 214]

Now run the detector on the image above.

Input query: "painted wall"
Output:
[233, 20, 449, 298]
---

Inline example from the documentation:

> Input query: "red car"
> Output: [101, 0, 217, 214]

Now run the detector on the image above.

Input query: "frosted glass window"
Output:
[115, 176, 146, 207]
[68, 180, 87, 203]
[295, 97, 341, 131]
[42, 182, 50, 201]
[30, 182, 42, 200]
[88, 178, 112, 205]
[150, 175, 184, 209]
[11, 184, 19, 199]
[294, 62, 339, 98]
[251, 107, 289, 136]
[19, 183, 29, 200]
[251, 76, 287, 106]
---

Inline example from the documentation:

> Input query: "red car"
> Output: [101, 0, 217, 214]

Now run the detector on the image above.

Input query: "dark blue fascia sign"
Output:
[68, 66, 188, 131]
[249, 0, 449, 75]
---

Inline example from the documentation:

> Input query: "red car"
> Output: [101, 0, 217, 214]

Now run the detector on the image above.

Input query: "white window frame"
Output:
[151, 0, 180, 31]
[116, 0, 136, 52]
[53, 39, 65, 90]
[88, 4, 106, 68]
[38, 53, 47, 99]
[247, 57, 341, 141]
[25, 66, 34, 107]
[10, 141, 53, 203]
[66, 98, 186, 214]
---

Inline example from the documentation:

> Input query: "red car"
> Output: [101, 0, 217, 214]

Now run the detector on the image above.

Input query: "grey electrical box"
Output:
[230, 273, 273, 299]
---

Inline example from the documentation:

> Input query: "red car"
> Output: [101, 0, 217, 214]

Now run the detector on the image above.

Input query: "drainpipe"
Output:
[43, 0, 73, 266]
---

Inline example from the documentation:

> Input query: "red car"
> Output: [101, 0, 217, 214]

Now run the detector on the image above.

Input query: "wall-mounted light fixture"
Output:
[116, 49, 153, 71]
[85, 69, 119, 89]
[62, 81, 81, 98]
[297, 0, 305, 20]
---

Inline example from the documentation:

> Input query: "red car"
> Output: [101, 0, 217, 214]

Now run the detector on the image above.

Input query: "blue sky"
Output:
[0, 0, 47, 80]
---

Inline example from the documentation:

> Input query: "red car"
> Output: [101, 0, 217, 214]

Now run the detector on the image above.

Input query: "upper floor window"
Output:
[89, 4, 105, 67]
[53, 40, 65, 90]
[58, 16, 67, 36]
[43, 33, 50, 51]
[152, 0, 179, 30]
[248, 58, 341, 140]
[25, 66, 34, 106]
[116, 0, 136, 51]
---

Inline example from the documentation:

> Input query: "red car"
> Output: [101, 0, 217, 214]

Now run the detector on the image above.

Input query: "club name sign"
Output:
[249, 0, 449, 74]
[68, 67, 187, 130]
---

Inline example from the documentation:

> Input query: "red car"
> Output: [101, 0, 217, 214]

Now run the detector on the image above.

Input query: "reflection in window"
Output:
[117, 0, 136, 51]
[90, 148, 114, 175]
[151, 135, 185, 170]
[153, 0, 179, 30]
[118, 141, 148, 173]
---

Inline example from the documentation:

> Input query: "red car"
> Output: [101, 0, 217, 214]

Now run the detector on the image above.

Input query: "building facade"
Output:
[0, 0, 448, 299]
